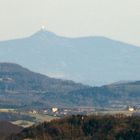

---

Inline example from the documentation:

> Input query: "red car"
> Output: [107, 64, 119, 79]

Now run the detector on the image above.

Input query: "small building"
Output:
[30, 110, 38, 114]
[44, 110, 48, 113]
[52, 108, 58, 113]
[128, 106, 134, 112]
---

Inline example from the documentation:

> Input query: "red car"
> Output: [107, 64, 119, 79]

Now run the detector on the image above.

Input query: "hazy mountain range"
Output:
[1, 63, 140, 108]
[0, 63, 85, 93]
[0, 29, 140, 86]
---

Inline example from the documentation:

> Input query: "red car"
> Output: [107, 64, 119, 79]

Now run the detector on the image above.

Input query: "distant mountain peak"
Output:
[0, 29, 140, 86]
[31, 29, 132, 46]
[31, 29, 59, 39]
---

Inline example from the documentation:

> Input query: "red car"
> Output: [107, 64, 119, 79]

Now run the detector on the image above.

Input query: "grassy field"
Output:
[0, 108, 15, 112]
[98, 110, 134, 116]
[11, 113, 59, 127]
[0, 108, 59, 127]
[12, 120, 34, 128]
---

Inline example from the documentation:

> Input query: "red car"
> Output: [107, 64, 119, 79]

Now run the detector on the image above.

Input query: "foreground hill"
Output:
[0, 29, 140, 85]
[7, 115, 140, 140]
[0, 121, 22, 140]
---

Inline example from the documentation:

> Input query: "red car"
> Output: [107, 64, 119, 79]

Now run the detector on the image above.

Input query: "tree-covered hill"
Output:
[0, 63, 86, 93]
[1, 63, 140, 108]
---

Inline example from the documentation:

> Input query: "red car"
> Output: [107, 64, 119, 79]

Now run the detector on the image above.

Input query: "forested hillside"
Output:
[7, 115, 140, 140]
[1, 63, 140, 108]
[0, 63, 85, 93]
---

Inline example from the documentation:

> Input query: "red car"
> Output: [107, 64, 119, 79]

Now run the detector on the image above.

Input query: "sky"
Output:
[0, 0, 140, 46]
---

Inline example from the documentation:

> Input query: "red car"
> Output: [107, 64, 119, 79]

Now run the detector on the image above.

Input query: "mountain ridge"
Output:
[0, 63, 86, 93]
[0, 63, 89, 108]
[1, 63, 140, 108]
[0, 30, 140, 85]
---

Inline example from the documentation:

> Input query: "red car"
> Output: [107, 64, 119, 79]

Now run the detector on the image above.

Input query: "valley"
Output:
[1, 63, 140, 139]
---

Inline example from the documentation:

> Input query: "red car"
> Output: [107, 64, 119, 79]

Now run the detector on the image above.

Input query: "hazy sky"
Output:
[0, 0, 140, 46]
